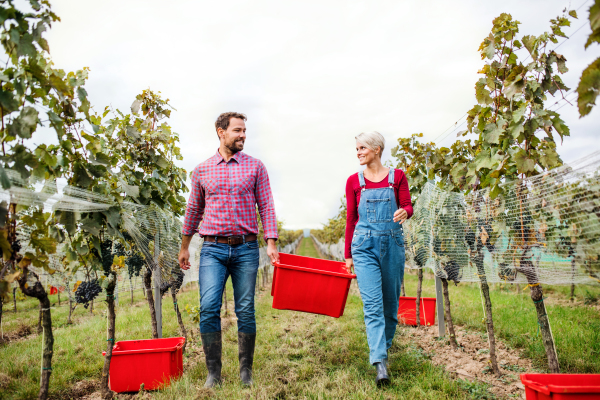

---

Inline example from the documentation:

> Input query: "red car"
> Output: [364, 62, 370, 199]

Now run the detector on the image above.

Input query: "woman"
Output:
[345, 131, 413, 386]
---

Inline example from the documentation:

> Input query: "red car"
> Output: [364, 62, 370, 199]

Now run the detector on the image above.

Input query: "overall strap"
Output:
[358, 171, 366, 191]
[388, 168, 395, 187]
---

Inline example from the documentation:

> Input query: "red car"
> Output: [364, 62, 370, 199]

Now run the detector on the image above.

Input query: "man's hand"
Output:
[267, 238, 279, 265]
[179, 248, 191, 270]
[345, 258, 354, 274]
[179, 235, 193, 270]
[393, 208, 408, 224]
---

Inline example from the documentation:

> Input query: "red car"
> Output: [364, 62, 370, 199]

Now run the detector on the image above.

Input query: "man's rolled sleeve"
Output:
[182, 167, 205, 236]
[255, 161, 278, 240]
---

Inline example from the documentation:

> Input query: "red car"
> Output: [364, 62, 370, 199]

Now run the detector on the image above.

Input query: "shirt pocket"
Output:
[203, 178, 219, 195]
[236, 172, 256, 194]
[366, 198, 392, 223]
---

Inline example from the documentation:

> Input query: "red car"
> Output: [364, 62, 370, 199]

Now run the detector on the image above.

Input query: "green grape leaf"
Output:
[514, 150, 536, 174]
[483, 123, 502, 144]
[585, 0, 600, 48]
[577, 57, 600, 117]
[476, 79, 493, 105]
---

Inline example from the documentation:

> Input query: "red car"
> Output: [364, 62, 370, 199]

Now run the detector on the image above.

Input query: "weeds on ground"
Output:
[583, 290, 598, 305]
[457, 379, 497, 400]
[403, 273, 600, 373]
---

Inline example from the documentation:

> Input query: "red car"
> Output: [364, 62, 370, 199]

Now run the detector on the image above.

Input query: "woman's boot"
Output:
[201, 331, 222, 388]
[238, 332, 256, 386]
[375, 362, 390, 387]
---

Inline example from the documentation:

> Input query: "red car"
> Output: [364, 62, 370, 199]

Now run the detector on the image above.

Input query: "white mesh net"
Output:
[314, 152, 600, 286]
[402, 151, 600, 285]
[1, 171, 300, 304]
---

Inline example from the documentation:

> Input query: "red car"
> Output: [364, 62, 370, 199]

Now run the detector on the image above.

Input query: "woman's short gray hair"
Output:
[355, 131, 385, 155]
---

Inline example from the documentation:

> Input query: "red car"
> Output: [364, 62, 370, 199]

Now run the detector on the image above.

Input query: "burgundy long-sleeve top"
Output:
[345, 169, 413, 259]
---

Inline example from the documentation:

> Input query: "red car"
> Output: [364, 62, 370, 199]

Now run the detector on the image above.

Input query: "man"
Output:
[179, 112, 279, 388]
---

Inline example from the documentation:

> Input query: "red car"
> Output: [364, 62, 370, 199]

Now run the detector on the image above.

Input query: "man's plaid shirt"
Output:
[182, 150, 278, 240]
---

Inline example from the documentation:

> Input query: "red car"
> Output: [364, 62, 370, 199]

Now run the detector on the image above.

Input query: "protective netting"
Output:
[312, 235, 345, 261]
[316, 152, 600, 286]
[404, 151, 600, 285]
[2, 170, 300, 304]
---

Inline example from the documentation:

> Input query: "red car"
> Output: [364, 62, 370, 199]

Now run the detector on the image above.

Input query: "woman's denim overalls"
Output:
[351, 168, 406, 365]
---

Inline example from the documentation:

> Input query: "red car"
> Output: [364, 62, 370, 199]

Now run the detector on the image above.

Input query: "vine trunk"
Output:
[415, 268, 423, 326]
[170, 288, 187, 354]
[101, 275, 117, 399]
[143, 268, 159, 339]
[441, 278, 458, 350]
[474, 248, 501, 376]
[518, 257, 560, 373]
[18, 270, 53, 400]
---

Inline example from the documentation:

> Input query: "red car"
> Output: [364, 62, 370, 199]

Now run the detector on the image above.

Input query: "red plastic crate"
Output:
[102, 337, 185, 393]
[397, 296, 436, 326]
[271, 253, 356, 318]
[520, 374, 600, 400]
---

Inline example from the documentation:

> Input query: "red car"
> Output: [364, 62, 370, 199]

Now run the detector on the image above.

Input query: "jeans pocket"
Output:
[351, 234, 366, 250]
[245, 240, 259, 249]
[393, 234, 405, 247]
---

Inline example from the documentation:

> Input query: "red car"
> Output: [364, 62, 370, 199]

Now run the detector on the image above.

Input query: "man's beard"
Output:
[225, 138, 245, 154]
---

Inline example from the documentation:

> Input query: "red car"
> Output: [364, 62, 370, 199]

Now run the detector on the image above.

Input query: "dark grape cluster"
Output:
[511, 214, 533, 242]
[75, 280, 102, 308]
[100, 240, 114, 275]
[159, 267, 185, 297]
[126, 252, 145, 278]
[444, 260, 462, 283]
[171, 268, 185, 292]
[465, 231, 476, 250]
[414, 246, 428, 268]
[11, 239, 21, 254]
[160, 281, 172, 296]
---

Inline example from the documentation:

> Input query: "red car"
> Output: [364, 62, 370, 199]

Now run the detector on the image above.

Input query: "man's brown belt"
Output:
[202, 234, 258, 245]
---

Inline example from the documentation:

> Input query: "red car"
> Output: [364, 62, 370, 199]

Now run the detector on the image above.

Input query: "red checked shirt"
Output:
[182, 150, 278, 240]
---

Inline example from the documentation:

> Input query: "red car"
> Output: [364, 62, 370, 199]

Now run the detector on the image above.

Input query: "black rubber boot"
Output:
[375, 362, 390, 387]
[201, 331, 222, 388]
[238, 332, 256, 386]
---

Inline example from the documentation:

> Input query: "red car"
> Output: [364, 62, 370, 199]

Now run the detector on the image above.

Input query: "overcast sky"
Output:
[41, 0, 600, 230]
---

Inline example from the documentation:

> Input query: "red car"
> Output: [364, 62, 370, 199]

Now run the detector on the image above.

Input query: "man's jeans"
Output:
[198, 240, 260, 334]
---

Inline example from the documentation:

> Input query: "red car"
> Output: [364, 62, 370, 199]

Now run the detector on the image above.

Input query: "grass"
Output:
[1, 281, 150, 338]
[1, 237, 597, 399]
[402, 270, 600, 373]
[153, 287, 480, 400]
[153, 237, 480, 399]
[0, 284, 203, 400]
[296, 236, 320, 258]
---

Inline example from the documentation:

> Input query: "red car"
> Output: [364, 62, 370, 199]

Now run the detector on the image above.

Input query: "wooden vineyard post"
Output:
[435, 276, 445, 337]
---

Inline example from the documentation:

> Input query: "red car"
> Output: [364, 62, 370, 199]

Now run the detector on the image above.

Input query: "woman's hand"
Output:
[345, 258, 354, 274]
[393, 208, 408, 224]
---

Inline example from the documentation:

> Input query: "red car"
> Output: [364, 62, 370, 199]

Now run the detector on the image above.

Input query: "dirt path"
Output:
[399, 324, 533, 399]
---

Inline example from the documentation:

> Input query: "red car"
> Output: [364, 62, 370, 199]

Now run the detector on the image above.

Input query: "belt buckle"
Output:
[227, 236, 233, 245]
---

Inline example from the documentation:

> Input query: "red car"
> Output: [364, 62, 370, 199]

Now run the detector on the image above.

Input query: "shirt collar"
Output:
[214, 149, 244, 165]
